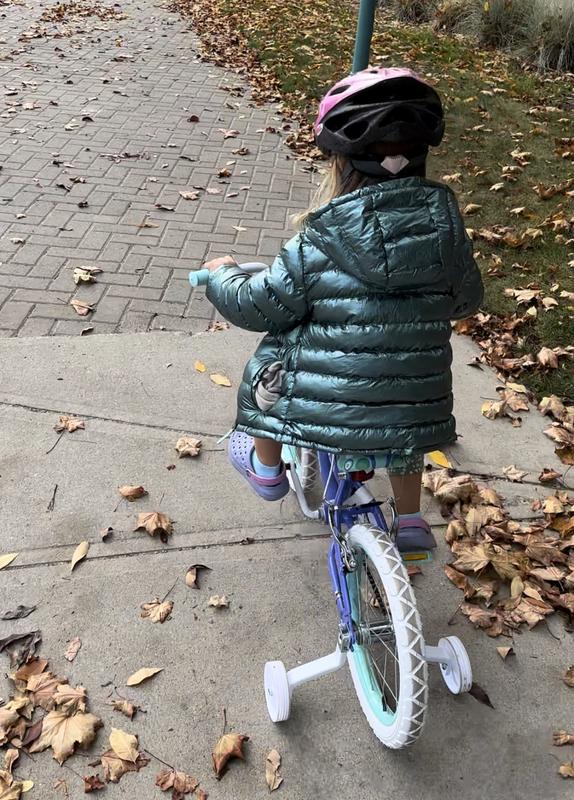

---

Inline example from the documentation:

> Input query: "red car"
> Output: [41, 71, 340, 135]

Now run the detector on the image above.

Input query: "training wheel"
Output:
[264, 661, 291, 722]
[438, 636, 473, 695]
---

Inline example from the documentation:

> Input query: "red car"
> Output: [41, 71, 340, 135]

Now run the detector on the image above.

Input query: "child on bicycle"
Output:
[203, 67, 483, 553]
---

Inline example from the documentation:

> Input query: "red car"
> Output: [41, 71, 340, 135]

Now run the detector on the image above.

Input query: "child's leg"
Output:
[253, 437, 283, 467]
[387, 454, 436, 553]
[388, 471, 422, 515]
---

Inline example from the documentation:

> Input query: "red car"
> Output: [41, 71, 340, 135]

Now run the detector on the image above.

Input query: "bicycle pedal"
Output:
[402, 551, 433, 562]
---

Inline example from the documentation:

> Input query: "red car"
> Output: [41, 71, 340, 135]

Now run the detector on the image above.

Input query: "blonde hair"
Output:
[293, 154, 376, 229]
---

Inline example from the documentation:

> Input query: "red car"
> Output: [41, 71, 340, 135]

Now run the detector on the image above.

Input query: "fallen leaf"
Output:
[13, 657, 48, 682]
[29, 710, 102, 764]
[445, 520, 467, 544]
[53, 684, 87, 714]
[94, 749, 150, 783]
[441, 172, 462, 184]
[134, 512, 173, 542]
[126, 667, 163, 686]
[73, 268, 96, 285]
[175, 436, 202, 458]
[463, 203, 482, 216]
[10, 237, 26, 244]
[539, 468, 562, 483]
[0, 631, 42, 668]
[554, 730, 574, 746]
[496, 646, 514, 660]
[490, 182, 505, 192]
[155, 768, 199, 797]
[70, 541, 89, 571]
[140, 598, 174, 624]
[218, 128, 240, 139]
[64, 637, 81, 662]
[564, 666, 574, 687]
[155, 203, 175, 212]
[209, 373, 231, 387]
[185, 564, 211, 589]
[559, 762, 574, 779]
[0, 554, 18, 571]
[179, 191, 200, 201]
[0, 605, 35, 621]
[70, 299, 94, 316]
[502, 465, 528, 482]
[27, 672, 68, 710]
[208, 594, 229, 608]
[194, 360, 206, 372]
[54, 416, 85, 433]
[83, 775, 105, 792]
[100, 527, 114, 541]
[428, 450, 451, 468]
[111, 700, 139, 720]
[266, 749, 283, 792]
[537, 347, 558, 369]
[109, 728, 139, 764]
[212, 733, 249, 778]
[118, 485, 147, 501]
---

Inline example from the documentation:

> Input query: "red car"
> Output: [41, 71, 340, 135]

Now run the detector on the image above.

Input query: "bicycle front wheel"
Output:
[346, 524, 428, 748]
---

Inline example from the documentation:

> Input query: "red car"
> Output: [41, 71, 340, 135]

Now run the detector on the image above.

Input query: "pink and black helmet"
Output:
[314, 67, 444, 156]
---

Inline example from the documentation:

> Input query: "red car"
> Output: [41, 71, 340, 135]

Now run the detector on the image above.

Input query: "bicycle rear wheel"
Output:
[346, 524, 428, 748]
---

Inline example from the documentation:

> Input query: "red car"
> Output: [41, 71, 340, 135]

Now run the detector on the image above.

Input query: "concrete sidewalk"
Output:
[0, 329, 571, 800]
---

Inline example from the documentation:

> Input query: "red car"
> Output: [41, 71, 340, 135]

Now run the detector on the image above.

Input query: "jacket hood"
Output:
[305, 177, 456, 291]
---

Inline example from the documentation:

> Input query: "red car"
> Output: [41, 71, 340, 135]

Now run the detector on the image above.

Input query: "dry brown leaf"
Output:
[70, 541, 89, 572]
[445, 520, 467, 544]
[194, 360, 206, 372]
[111, 700, 139, 720]
[109, 728, 139, 764]
[554, 730, 574, 746]
[463, 203, 482, 216]
[502, 465, 528, 482]
[481, 399, 507, 420]
[559, 762, 574, 778]
[208, 594, 229, 609]
[179, 191, 201, 201]
[209, 373, 232, 387]
[460, 603, 506, 637]
[539, 468, 562, 483]
[140, 598, 174, 624]
[70, 299, 93, 316]
[95, 749, 150, 783]
[13, 658, 48, 683]
[83, 774, 105, 792]
[134, 512, 173, 542]
[119, 485, 147, 501]
[64, 637, 81, 663]
[452, 542, 491, 573]
[126, 667, 163, 686]
[175, 436, 202, 458]
[73, 268, 97, 285]
[537, 347, 558, 369]
[539, 395, 568, 420]
[564, 666, 574, 687]
[54, 416, 85, 433]
[0, 630, 42, 669]
[29, 710, 102, 764]
[27, 672, 68, 711]
[155, 768, 199, 796]
[266, 749, 283, 792]
[496, 646, 514, 660]
[185, 564, 211, 589]
[53, 684, 87, 714]
[212, 733, 249, 778]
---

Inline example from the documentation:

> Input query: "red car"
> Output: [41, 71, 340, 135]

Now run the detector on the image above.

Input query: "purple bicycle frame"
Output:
[317, 451, 389, 648]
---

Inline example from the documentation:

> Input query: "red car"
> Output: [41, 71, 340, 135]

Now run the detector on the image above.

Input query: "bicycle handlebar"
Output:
[188, 261, 268, 288]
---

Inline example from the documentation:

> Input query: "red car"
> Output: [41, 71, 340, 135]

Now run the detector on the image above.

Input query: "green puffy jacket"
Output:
[206, 177, 483, 455]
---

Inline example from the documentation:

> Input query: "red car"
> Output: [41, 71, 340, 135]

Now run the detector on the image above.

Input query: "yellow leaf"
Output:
[210, 373, 231, 387]
[109, 728, 139, 763]
[428, 450, 452, 468]
[22, 781, 34, 793]
[0, 553, 18, 570]
[70, 541, 89, 572]
[194, 360, 206, 373]
[126, 667, 163, 686]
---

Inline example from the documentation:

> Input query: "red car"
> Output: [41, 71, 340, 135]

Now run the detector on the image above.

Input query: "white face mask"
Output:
[380, 154, 410, 174]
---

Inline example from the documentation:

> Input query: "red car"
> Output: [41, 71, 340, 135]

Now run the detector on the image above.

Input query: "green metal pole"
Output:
[352, 0, 377, 73]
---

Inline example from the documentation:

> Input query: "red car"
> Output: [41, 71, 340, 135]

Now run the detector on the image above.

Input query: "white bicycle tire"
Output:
[346, 524, 428, 748]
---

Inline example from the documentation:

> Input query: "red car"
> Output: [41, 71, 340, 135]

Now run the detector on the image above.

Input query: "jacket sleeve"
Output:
[447, 193, 484, 320]
[205, 234, 308, 334]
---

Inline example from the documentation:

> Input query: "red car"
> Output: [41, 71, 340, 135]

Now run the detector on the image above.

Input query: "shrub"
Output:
[392, 0, 436, 23]
[433, 0, 477, 32]
[477, 0, 536, 50]
[532, 0, 574, 72]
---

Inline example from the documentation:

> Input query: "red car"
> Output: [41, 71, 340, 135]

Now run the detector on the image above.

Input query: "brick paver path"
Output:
[0, 0, 313, 336]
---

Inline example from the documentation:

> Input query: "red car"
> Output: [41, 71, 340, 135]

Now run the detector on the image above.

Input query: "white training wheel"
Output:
[264, 661, 291, 722]
[438, 636, 473, 694]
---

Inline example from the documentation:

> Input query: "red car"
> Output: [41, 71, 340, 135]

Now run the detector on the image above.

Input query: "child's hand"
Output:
[203, 255, 236, 272]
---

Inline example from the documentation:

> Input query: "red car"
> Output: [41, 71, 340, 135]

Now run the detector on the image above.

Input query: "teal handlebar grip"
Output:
[188, 268, 210, 288]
